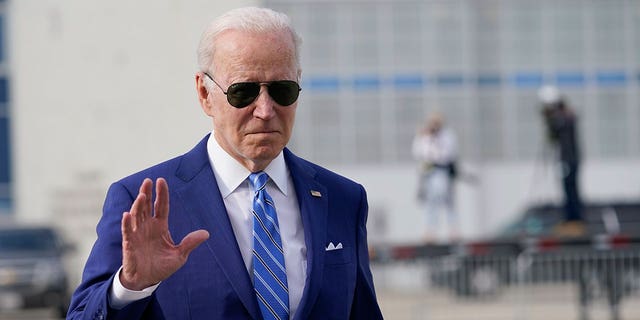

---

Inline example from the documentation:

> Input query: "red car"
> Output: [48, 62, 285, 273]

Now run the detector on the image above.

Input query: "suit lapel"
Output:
[284, 149, 328, 319]
[170, 139, 329, 319]
[173, 135, 261, 319]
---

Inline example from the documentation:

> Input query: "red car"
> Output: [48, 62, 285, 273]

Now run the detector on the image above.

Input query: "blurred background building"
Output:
[2, 0, 640, 318]
[272, 0, 640, 244]
[0, 0, 9, 215]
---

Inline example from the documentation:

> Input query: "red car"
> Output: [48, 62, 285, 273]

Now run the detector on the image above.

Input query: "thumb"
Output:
[177, 229, 210, 257]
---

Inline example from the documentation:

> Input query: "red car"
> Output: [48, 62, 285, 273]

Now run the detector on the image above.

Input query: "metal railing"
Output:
[373, 238, 640, 320]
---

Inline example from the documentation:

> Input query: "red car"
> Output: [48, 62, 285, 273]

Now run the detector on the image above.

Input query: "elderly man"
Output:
[68, 7, 382, 320]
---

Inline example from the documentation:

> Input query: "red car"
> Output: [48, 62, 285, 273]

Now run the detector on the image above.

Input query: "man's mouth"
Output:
[248, 130, 278, 135]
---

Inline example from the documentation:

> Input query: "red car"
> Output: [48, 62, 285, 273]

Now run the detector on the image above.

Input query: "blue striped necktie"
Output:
[249, 172, 289, 320]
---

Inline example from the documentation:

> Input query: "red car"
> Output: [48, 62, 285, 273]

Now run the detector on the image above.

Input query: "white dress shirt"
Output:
[110, 133, 307, 319]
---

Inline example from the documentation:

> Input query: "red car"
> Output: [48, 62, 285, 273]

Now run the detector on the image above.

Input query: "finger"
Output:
[121, 212, 135, 266]
[177, 230, 210, 257]
[120, 213, 142, 290]
[129, 192, 147, 231]
[139, 178, 153, 221]
[154, 178, 169, 220]
[121, 211, 133, 242]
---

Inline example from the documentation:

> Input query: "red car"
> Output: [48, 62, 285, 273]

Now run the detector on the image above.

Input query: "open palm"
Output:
[120, 178, 209, 290]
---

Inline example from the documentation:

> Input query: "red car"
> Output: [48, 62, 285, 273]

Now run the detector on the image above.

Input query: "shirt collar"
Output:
[207, 132, 289, 198]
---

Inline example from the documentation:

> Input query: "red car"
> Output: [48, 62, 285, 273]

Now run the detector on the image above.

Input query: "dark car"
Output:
[501, 201, 640, 238]
[0, 225, 72, 318]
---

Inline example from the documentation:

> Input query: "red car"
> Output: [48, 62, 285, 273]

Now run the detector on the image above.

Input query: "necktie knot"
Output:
[249, 171, 269, 192]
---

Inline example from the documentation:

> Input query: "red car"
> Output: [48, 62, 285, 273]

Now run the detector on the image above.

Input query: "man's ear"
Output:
[195, 73, 214, 116]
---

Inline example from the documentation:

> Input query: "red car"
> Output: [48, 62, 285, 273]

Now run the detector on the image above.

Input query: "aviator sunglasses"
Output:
[204, 72, 301, 109]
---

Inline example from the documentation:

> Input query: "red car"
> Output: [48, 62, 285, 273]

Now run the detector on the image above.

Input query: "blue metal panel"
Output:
[0, 15, 4, 63]
[392, 74, 425, 89]
[0, 199, 11, 215]
[303, 69, 638, 92]
[512, 72, 544, 88]
[353, 75, 380, 91]
[596, 71, 627, 86]
[556, 72, 585, 87]
[477, 74, 501, 86]
[0, 77, 8, 103]
[436, 74, 464, 87]
[0, 118, 10, 184]
[304, 76, 340, 92]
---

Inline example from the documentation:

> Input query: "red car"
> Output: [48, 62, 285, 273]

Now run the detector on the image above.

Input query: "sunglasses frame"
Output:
[203, 72, 301, 109]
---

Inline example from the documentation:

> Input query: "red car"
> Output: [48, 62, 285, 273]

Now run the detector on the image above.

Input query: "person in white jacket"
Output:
[412, 112, 459, 243]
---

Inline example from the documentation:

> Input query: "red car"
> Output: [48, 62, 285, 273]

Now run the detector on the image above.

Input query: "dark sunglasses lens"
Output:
[268, 81, 300, 106]
[227, 83, 260, 108]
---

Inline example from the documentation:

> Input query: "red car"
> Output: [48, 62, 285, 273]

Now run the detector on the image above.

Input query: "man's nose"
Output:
[252, 85, 276, 119]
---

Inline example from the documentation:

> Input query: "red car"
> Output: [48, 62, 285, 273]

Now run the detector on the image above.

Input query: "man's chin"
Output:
[240, 136, 288, 160]
[243, 142, 283, 159]
[252, 148, 281, 161]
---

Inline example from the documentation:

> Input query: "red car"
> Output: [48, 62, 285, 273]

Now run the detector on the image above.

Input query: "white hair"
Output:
[197, 7, 302, 74]
[538, 85, 561, 104]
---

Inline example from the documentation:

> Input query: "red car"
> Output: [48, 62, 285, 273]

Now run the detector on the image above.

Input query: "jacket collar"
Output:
[173, 135, 329, 319]
[174, 134, 261, 319]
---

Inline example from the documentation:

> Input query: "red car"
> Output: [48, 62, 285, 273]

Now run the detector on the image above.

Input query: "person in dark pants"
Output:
[539, 85, 585, 236]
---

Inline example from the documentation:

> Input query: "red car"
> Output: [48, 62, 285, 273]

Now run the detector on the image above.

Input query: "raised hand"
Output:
[120, 178, 209, 290]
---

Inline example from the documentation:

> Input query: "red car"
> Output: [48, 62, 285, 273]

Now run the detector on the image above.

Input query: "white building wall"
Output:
[336, 159, 640, 245]
[9, 0, 257, 285]
[10, 0, 256, 224]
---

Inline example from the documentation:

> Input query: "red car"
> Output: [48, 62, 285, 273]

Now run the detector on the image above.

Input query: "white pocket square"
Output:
[325, 242, 343, 251]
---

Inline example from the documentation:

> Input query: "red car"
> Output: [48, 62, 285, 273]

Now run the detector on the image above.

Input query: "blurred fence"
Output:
[373, 242, 640, 320]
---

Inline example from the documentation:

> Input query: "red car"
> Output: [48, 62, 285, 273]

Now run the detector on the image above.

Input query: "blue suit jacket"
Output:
[68, 135, 383, 320]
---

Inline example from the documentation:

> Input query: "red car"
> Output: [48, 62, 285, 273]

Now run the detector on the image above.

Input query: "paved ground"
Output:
[3, 290, 638, 320]
[1, 285, 639, 319]
[372, 262, 640, 320]
[376, 286, 640, 320]
[1, 290, 639, 320]
[0, 309, 60, 320]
